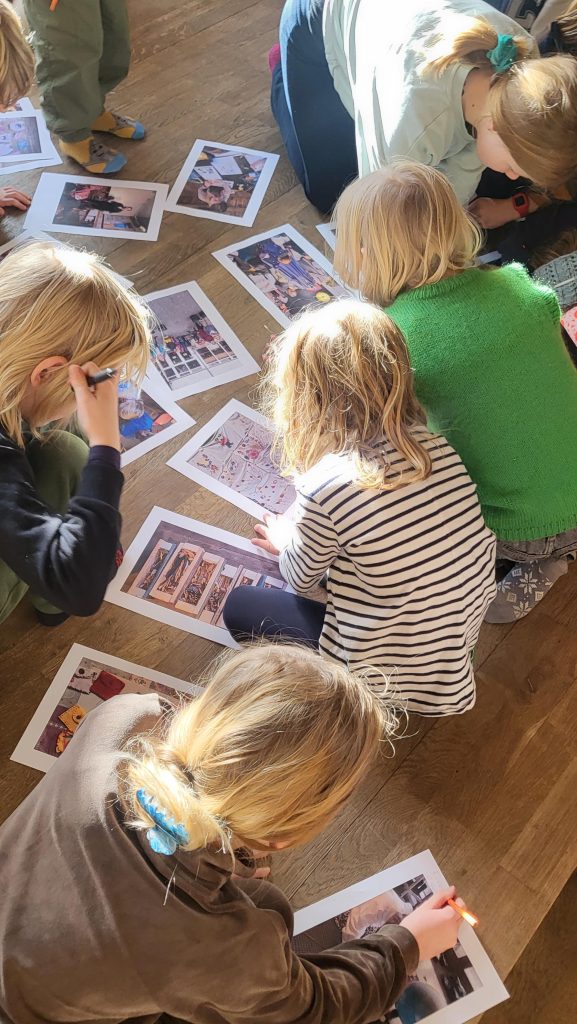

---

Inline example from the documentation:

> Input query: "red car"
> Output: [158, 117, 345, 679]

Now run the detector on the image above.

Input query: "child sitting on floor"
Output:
[0, 643, 463, 1023]
[333, 161, 577, 622]
[0, 0, 34, 217]
[0, 240, 150, 626]
[23, 0, 144, 173]
[223, 300, 496, 716]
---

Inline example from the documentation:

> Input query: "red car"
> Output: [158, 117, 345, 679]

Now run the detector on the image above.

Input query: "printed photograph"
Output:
[168, 399, 296, 520]
[293, 874, 482, 1023]
[166, 139, 279, 226]
[145, 281, 259, 399]
[106, 507, 289, 645]
[25, 173, 168, 241]
[316, 221, 336, 251]
[213, 224, 350, 328]
[0, 115, 44, 160]
[118, 379, 195, 467]
[11, 644, 199, 773]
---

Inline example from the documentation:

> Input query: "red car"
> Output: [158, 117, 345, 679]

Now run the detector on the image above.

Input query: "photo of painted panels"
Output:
[213, 224, 350, 328]
[106, 507, 290, 646]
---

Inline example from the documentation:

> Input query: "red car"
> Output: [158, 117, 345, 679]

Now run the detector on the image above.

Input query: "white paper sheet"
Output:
[316, 222, 336, 250]
[25, 173, 168, 241]
[11, 643, 201, 773]
[167, 398, 295, 520]
[144, 280, 260, 399]
[106, 506, 291, 645]
[120, 375, 195, 467]
[292, 850, 508, 1024]
[213, 223, 350, 328]
[165, 139, 279, 227]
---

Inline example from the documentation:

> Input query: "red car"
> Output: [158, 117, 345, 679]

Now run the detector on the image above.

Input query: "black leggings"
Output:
[223, 585, 325, 647]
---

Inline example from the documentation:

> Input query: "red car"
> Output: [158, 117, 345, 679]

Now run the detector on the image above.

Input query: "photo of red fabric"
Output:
[89, 670, 126, 700]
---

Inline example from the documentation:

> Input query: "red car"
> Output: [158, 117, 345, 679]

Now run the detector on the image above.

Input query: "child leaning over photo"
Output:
[0, 644, 464, 1023]
[223, 300, 496, 716]
[0, 240, 150, 626]
[333, 162, 577, 622]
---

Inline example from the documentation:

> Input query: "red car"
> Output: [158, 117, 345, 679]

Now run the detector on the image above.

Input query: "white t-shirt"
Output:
[322, 0, 536, 202]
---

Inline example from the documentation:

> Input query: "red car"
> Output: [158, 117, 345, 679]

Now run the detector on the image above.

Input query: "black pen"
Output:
[86, 368, 117, 387]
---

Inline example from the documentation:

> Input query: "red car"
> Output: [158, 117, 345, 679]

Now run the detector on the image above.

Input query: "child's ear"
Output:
[29, 355, 69, 388]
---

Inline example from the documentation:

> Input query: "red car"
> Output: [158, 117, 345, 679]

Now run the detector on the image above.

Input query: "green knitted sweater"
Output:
[388, 263, 577, 541]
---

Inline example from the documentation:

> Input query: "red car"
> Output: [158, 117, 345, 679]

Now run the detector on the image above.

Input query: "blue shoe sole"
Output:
[102, 152, 127, 173]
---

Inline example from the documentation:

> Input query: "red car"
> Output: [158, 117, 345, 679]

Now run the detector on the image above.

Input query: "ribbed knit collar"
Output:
[390, 268, 486, 305]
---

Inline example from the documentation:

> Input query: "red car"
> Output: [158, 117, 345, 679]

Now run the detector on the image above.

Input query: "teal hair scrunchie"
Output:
[486, 34, 518, 74]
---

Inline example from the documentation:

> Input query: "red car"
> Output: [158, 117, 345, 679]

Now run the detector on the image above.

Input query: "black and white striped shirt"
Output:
[279, 433, 496, 716]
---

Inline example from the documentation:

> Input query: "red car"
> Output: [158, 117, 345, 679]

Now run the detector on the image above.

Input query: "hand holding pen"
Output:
[69, 363, 121, 452]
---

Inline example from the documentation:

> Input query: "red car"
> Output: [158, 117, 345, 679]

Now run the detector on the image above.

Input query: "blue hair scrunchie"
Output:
[486, 34, 518, 74]
[136, 788, 190, 856]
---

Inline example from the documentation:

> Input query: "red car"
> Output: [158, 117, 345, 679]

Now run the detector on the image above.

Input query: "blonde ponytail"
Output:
[0, 0, 34, 107]
[424, 14, 534, 74]
[120, 644, 393, 853]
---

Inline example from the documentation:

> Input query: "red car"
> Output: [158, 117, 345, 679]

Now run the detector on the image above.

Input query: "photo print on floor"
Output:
[11, 644, 200, 773]
[292, 851, 508, 1024]
[165, 139, 279, 226]
[25, 174, 168, 241]
[106, 507, 291, 646]
[213, 223, 350, 328]
[144, 280, 259, 399]
[118, 377, 196, 467]
[167, 398, 296, 520]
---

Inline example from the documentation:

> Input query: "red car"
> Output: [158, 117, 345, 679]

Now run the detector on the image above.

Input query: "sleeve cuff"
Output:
[89, 445, 122, 471]
[382, 924, 420, 974]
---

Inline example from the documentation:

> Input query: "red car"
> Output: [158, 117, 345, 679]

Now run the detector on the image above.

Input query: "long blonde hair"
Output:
[0, 0, 34, 108]
[425, 15, 577, 190]
[334, 162, 481, 306]
[120, 644, 391, 853]
[0, 241, 151, 446]
[261, 298, 432, 491]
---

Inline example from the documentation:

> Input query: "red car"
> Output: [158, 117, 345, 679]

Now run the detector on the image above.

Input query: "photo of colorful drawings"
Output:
[212, 224, 350, 328]
[118, 378, 195, 467]
[11, 644, 200, 773]
[144, 281, 260, 399]
[292, 851, 508, 1024]
[106, 507, 290, 645]
[167, 399, 296, 520]
[165, 139, 279, 226]
[26, 174, 169, 241]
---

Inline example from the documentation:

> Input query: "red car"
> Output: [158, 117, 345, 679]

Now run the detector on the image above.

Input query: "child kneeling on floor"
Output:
[223, 301, 496, 716]
[0, 240, 150, 626]
[0, 644, 463, 1023]
[332, 161, 577, 622]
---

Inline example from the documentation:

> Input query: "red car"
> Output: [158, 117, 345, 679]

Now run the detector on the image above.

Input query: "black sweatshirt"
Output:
[0, 429, 123, 617]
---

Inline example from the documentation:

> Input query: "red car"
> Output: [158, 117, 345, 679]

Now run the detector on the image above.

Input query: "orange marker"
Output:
[448, 897, 479, 928]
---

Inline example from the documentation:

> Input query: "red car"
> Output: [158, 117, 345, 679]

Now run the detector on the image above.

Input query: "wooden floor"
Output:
[1, 1, 577, 1020]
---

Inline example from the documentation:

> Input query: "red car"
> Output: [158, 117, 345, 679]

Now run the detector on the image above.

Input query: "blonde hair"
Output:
[261, 298, 432, 491]
[425, 15, 577, 190]
[334, 162, 481, 306]
[0, 0, 34, 108]
[0, 241, 151, 446]
[120, 644, 391, 852]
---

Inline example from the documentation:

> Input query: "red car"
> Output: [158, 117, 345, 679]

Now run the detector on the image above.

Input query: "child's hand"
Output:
[467, 197, 517, 230]
[0, 187, 31, 216]
[69, 363, 121, 452]
[400, 888, 463, 962]
[252, 512, 293, 556]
